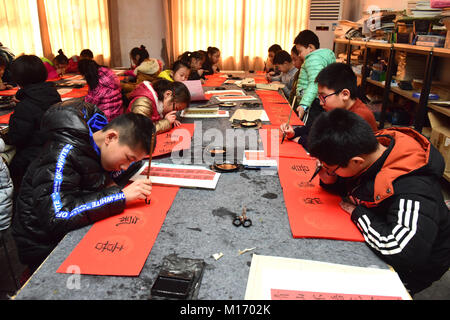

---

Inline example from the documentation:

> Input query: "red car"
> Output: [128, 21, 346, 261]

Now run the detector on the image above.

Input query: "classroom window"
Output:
[0, 0, 43, 57]
[0, 0, 110, 64]
[164, 0, 309, 70]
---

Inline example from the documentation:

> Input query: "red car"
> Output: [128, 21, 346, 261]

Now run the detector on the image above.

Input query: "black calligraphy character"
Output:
[116, 216, 140, 227]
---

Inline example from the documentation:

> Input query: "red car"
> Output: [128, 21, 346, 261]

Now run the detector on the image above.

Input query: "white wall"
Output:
[116, 0, 166, 67]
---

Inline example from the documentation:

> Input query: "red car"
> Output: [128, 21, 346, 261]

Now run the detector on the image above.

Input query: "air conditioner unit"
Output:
[308, 0, 352, 50]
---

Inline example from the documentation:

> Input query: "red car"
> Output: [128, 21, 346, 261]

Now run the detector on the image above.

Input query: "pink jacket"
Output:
[84, 67, 123, 121]
[43, 62, 59, 80]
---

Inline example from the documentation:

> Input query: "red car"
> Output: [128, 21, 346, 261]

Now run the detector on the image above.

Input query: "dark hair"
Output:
[10, 55, 48, 87]
[268, 44, 282, 53]
[308, 109, 379, 167]
[54, 49, 69, 65]
[102, 112, 156, 154]
[130, 45, 149, 66]
[315, 63, 358, 99]
[294, 30, 320, 49]
[172, 60, 190, 73]
[80, 49, 94, 59]
[178, 51, 204, 67]
[78, 59, 101, 90]
[273, 50, 292, 65]
[207, 47, 220, 56]
[152, 79, 191, 106]
[0, 56, 6, 68]
[291, 45, 299, 55]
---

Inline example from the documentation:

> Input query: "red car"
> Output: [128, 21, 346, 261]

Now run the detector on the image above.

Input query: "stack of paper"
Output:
[245, 255, 411, 300]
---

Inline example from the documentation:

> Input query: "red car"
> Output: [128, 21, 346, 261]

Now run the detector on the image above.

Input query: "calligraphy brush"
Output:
[309, 163, 323, 183]
[145, 132, 155, 204]
[281, 96, 297, 144]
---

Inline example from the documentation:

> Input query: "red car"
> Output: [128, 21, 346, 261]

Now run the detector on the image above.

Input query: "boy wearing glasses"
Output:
[281, 62, 377, 150]
[308, 108, 450, 296]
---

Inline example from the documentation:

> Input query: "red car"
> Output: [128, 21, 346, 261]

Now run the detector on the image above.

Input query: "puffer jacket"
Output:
[12, 99, 126, 267]
[6, 81, 61, 183]
[296, 48, 336, 110]
[0, 158, 13, 231]
[85, 67, 123, 122]
[322, 127, 450, 293]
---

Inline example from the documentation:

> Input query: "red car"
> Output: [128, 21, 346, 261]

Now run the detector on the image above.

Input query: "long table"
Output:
[13, 72, 388, 300]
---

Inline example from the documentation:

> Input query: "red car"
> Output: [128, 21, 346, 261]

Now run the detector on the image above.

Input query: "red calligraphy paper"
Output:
[140, 166, 216, 181]
[60, 85, 89, 99]
[256, 90, 303, 125]
[271, 289, 402, 300]
[0, 111, 13, 123]
[259, 125, 309, 160]
[56, 185, 179, 276]
[0, 88, 18, 96]
[277, 157, 364, 241]
[153, 123, 195, 157]
[202, 74, 225, 87]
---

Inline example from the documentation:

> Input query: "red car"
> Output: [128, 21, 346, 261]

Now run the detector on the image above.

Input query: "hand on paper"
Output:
[0, 83, 12, 91]
[165, 111, 178, 125]
[173, 120, 181, 127]
[339, 200, 356, 215]
[296, 106, 305, 120]
[122, 179, 152, 203]
[280, 123, 295, 139]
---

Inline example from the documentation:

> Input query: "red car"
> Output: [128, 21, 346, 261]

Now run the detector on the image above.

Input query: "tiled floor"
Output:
[1, 178, 449, 300]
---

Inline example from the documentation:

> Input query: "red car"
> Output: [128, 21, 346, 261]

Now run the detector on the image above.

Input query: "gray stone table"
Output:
[13, 83, 388, 300]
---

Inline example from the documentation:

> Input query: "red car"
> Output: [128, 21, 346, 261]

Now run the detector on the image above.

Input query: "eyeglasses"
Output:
[322, 164, 341, 176]
[318, 90, 341, 104]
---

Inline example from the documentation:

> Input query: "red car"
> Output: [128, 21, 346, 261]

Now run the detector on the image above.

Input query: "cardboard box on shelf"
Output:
[428, 110, 450, 173]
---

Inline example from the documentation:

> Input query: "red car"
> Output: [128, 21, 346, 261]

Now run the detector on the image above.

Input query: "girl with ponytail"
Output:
[41, 49, 69, 80]
[78, 59, 123, 121]
[202, 47, 221, 75]
[122, 45, 163, 95]
[127, 78, 190, 133]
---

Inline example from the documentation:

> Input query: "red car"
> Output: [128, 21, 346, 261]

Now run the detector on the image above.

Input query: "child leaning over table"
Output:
[270, 50, 299, 99]
[13, 99, 155, 273]
[294, 30, 335, 123]
[307, 108, 450, 296]
[281, 62, 378, 150]
[127, 79, 191, 134]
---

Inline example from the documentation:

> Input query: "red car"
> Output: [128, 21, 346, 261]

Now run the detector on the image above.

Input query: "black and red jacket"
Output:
[322, 127, 450, 292]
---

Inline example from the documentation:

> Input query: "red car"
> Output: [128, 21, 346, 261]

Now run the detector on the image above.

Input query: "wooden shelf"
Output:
[390, 86, 420, 103]
[444, 171, 450, 183]
[334, 38, 450, 56]
[366, 78, 385, 89]
[428, 103, 450, 117]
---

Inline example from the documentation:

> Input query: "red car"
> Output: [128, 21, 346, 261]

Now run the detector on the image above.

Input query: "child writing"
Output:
[65, 49, 94, 73]
[127, 79, 190, 134]
[78, 59, 123, 122]
[281, 62, 378, 149]
[5, 55, 61, 190]
[0, 43, 15, 85]
[0, 56, 13, 90]
[307, 108, 450, 296]
[122, 45, 162, 95]
[270, 50, 299, 98]
[264, 44, 282, 80]
[179, 51, 206, 82]
[202, 47, 221, 75]
[13, 99, 155, 273]
[158, 60, 190, 82]
[42, 49, 69, 80]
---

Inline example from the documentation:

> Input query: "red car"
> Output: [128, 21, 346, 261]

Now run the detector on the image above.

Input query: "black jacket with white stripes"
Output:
[323, 127, 450, 293]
